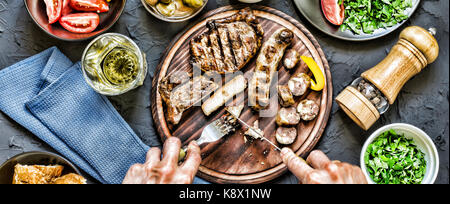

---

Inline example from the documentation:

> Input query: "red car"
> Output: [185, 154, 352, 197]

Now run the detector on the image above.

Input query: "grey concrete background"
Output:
[0, 0, 448, 184]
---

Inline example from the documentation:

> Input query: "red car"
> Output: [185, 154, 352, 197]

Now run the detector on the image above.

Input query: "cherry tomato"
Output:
[69, 0, 109, 13]
[62, 0, 73, 16]
[59, 13, 100, 34]
[321, 0, 345, 26]
[44, 0, 63, 24]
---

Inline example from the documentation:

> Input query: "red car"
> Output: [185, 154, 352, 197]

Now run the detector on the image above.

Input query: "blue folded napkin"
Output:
[0, 47, 208, 184]
[0, 47, 149, 184]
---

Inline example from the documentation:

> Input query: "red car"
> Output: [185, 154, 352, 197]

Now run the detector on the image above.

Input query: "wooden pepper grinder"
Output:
[336, 26, 439, 130]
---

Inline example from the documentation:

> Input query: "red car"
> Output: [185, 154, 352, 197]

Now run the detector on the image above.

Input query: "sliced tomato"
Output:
[62, 0, 73, 16]
[321, 0, 345, 26]
[44, 0, 63, 24]
[59, 13, 100, 34]
[69, 0, 110, 13]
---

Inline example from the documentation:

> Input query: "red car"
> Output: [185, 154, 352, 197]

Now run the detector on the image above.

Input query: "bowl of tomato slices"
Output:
[24, 0, 126, 41]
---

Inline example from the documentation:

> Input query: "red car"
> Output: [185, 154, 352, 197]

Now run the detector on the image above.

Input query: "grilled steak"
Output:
[159, 71, 218, 125]
[190, 7, 264, 74]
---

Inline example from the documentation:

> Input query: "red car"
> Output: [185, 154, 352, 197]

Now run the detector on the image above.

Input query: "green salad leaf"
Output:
[365, 129, 426, 184]
[340, 0, 413, 34]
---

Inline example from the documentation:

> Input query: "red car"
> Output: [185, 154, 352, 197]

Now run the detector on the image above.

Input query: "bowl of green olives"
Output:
[141, 0, 208, 22]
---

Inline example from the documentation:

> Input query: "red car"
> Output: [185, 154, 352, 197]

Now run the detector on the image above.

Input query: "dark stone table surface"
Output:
[0, 0, 448, 184]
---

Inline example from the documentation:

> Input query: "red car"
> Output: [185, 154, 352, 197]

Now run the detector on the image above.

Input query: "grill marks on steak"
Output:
[190, 33, 216, 71]
[208, 29, 226, 71]
[190, 8, 264, 74]
[226, 23, 245, 66]
[216, 25, 237, 71]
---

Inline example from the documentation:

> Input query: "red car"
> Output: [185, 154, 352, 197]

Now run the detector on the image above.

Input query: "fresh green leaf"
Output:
[340, 0, 413, 34]
[364, 129, 427, 184]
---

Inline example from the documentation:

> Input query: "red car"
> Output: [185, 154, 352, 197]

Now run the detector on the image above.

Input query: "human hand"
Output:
[281, 148, 367, 184]
[123, 137, 202, 184]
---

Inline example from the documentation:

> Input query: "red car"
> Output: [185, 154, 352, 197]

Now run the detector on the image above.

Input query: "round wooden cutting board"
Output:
[151, 5, 333, 184]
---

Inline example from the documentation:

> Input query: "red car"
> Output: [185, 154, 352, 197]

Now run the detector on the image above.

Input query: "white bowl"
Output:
[360, 123, 439, 184]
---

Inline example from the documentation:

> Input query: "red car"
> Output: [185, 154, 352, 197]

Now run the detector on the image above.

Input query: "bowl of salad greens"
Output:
[293, 0, 421, 41]
[361, 123, 439, 184]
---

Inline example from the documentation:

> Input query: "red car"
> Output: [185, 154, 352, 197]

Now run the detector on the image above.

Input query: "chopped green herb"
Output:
[365, 129, 426, 184]
[340, 0, 413, 34]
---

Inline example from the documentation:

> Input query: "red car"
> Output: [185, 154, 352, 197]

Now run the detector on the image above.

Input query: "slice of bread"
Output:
[13, 164, 64, 184]
[52, 173, 87, 184]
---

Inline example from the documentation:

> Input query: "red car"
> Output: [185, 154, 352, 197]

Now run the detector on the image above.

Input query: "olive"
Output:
[145, 0, 158, 6]
[183, 0, 203, 8]
[160, 0, 172, 4]
[156, 2, 176, 16]
[173, 0, 194, 17]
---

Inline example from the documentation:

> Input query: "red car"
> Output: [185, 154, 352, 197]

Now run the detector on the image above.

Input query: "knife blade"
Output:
[226, 109, 282, 151]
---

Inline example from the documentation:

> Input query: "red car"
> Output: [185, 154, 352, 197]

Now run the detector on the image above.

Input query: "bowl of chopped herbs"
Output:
[361, 123, 439, 184]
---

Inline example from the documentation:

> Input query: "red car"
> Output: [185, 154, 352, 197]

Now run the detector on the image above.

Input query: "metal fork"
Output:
[179, 114, 238, 161]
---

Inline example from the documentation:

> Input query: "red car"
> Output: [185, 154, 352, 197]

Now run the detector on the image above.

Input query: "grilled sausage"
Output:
[283, 49, 300, 69]
[278, 85, 295, 107]
[276, 127, 297, 145]
[226, 104, 244, 118]
[276, 107, 301, 126]
[297, 99, 320, 121]
[249, 28, 294, 110]
[202, 75, 247, 116]
[288, 73, 311, 97]
[244, 120, 264, 140]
